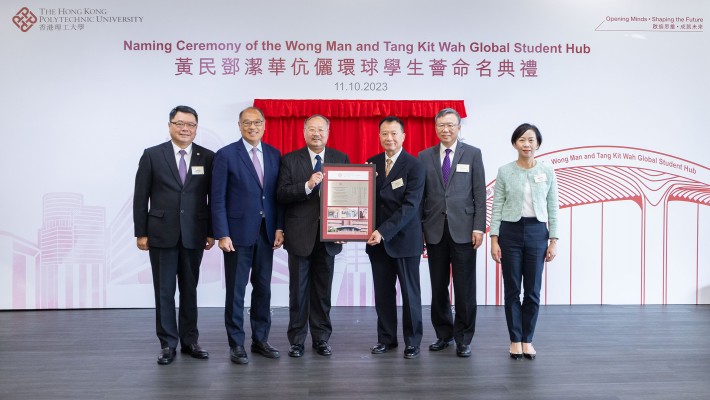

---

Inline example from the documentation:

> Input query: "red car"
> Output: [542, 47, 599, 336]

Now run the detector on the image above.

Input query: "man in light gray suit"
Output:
[419, 108, 486, 357]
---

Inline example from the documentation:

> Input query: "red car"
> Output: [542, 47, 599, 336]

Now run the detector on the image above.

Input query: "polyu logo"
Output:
[13, 7, 37, 32]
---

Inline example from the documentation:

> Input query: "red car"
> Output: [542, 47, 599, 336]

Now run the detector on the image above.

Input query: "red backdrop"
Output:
[254, 99, 468, 163]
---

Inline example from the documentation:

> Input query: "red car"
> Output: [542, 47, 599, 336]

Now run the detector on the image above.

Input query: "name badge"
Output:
[391, 178, 404, 189]
[191, 166, 205, 175]
[456, 164, 470, 173]
[533, 173, 547, 183]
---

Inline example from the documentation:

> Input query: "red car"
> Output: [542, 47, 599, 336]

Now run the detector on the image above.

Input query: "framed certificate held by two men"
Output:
[320, 164, 376, 242]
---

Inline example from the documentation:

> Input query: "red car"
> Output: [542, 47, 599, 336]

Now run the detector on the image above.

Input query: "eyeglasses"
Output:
[435, 123, 459, 130]
[170, 121, 197, 129]
[240, 120, 264, 127]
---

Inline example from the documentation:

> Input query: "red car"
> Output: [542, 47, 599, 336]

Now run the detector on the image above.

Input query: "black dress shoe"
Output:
[510, 352, 523, 360]
[181, 343, 209, 359]
[403, 346, 420, 359]
[523, 352, 536, 360]
[288, 344, 304, 358]
[251, 341, 280, 359]
[370, 342, 397, 354]
[456, 343, 471, 358]
[230, 346, 249, 364]
[428, 338, 454, 351]
[313, 340, 332, 356]
[157, 347, 176, 365]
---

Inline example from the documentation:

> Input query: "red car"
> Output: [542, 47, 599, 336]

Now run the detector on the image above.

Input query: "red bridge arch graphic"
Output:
[484, 146, 709, 305]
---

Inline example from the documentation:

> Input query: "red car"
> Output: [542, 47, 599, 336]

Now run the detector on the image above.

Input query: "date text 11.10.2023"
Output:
[334, 82, 388, 91]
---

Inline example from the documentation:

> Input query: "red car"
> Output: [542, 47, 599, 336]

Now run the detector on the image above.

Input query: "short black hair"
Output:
[169, 105, 198, 123]
[511, 123, 542, 147]
[378, 116, 405, 131]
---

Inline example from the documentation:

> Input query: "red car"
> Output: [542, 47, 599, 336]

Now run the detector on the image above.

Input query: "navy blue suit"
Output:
[211, 138, 283, 347]
[366, 150, 425, 347]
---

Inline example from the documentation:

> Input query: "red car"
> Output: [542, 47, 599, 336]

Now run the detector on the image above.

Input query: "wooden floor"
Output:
[1, 305, 709, 399]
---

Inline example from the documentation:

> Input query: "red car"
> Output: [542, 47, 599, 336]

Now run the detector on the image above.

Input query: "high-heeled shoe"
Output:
[522, 343, 536, 360]
[509, 342, 522, 360]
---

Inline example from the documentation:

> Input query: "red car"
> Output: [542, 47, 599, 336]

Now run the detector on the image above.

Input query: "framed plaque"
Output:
[320, 164, 376, 242]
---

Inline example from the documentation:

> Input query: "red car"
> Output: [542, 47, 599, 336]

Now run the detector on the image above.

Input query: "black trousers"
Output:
[368, 244, 423, 347]
[426, 219, 477, 345]
[149, 239, 204, 349]
[286, 234, 335, 345]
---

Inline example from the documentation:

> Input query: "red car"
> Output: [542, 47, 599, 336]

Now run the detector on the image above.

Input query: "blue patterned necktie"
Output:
[442, 148, 452, 186]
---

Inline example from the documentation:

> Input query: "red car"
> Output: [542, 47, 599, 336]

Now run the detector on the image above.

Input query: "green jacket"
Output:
[489, 160, 559, 239]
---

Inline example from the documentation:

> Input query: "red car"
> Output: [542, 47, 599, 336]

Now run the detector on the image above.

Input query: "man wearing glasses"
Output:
[211, 106, 284, 365]
[419, 108, 486, 357]
[133, 105, 215, 365]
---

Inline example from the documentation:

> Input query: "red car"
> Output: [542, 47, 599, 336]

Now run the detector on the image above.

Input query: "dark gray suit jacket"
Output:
[419, 141, 485, 244]
[277, 146, 350, 257]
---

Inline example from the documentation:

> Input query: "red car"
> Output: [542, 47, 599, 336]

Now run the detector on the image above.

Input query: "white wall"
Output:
[1, 0, 707, 308]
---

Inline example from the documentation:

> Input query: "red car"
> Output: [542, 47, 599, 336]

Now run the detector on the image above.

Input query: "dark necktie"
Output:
[442, 148, 452, 186]
[178, 149, 187, 184]
[314, 154, 322, 192]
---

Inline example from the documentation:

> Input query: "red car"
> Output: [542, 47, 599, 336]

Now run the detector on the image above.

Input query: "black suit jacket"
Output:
[365, 150, 425, 258]
[277, 146, 350, 257]
[133, 141, 214, 249]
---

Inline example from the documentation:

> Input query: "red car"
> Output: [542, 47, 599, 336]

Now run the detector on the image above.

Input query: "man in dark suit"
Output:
[366, 116, 425, 359]
[419, 108, 486, 358]
[133, 105, 214, 365]
[277, 114, 350, 358]
[211, 106, 284, 365]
